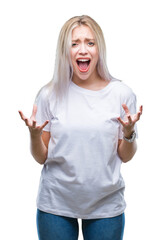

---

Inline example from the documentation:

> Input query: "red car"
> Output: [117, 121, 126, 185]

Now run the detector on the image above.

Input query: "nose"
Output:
[79, 43, 87, 55]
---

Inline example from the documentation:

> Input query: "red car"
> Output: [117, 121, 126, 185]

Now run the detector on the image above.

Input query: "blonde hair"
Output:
[39, 15, 112, 104]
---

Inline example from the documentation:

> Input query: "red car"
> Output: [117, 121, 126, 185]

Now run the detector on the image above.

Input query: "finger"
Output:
[117, 117, 126, 127]
[134, 110, 143, 122]
[122, 104, 131, 115]
[134, 105, 143, 122]
[31, 104, 37, 119]
[40, 120, 49, 130]
[32, 120, 37, 128]
[18, 110, 27, 121]
[24, 118, 30, 126]
[127, 115, 133, 124]
[139, 105, 143, 115]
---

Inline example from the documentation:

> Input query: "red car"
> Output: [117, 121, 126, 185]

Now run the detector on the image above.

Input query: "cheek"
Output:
[70, 51, 77, 65]
[91, 48, 99, 62]
[91, 54, 99, 67]
[70, 49, 75, 60]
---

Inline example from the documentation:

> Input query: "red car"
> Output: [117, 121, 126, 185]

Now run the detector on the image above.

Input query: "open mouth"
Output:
[76, 59, 91, 72]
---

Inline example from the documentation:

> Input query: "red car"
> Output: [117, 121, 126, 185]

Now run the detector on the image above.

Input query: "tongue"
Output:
[78, 61, 89, 70]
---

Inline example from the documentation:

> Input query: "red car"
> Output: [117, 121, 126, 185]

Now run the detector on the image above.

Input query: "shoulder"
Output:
[110, 77, 136, 102]
[35, 85, 51, 105]
[35, 83, 57, 116]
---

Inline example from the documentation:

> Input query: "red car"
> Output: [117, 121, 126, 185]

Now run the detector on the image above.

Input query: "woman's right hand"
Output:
[18, 104, 49, 137]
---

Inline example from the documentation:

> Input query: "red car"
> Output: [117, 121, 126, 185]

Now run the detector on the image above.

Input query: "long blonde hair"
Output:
[39, 15, 112, 104]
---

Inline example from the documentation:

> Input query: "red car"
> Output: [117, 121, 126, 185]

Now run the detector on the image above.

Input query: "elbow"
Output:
[31, 151, 47, 165]
[39, 162, 45, 165]
[119, 143, 138, 163]
[38, 158, 46, 165]
[32, 155, 46, 165]
[37, 152, 48, 165]
[36, 156, 47, 165]
[120, 156, 133, 163]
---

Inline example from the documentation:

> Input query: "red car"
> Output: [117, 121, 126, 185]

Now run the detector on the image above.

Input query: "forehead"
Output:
[71, 25, 95, 40]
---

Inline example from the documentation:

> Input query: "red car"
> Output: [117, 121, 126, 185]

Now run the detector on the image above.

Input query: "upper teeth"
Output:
[77, 59, 90, 62]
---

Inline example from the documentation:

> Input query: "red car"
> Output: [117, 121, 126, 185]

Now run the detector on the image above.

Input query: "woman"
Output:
[19, 15, 142, 240]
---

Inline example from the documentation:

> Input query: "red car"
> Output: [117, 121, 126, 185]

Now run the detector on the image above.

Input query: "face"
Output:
[70, 25, 99, 83]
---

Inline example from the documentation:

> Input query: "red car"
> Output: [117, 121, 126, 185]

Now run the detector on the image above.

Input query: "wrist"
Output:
[123, 131, 136, 143]
[123, 131, 134, 139]
[123, 128, 135, 139]
[30, 130, 42, 139]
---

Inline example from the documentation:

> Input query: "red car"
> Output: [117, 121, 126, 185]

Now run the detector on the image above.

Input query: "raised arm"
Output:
[117, 104, 143, 163]
[18, 104, 50, 165]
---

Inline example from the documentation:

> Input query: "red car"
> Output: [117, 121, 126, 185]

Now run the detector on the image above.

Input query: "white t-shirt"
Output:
[35, 78, 137, 219]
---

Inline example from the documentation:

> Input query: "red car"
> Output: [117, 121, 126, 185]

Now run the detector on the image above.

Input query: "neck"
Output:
[72, 70, 104, 87]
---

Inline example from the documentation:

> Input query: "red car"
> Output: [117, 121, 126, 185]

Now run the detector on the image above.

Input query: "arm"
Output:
[30, 131, 50, 164]
[118, 138, 137, 163]
[117, 104, 143, 163]
[19, 104, 50, 165]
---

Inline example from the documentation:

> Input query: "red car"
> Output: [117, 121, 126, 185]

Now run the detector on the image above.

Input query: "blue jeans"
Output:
[36, 209, 125, 240]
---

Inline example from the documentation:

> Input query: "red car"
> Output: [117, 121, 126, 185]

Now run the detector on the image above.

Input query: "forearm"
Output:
[117, 103, 142, 163]
[30, 133, 48, 165]
[118, 139, 137, 163]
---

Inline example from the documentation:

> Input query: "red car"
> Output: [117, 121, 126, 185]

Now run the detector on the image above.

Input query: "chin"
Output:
[73, 68, 94, 82]
[77, 74, 91, 80]
[74, 75, 91, 82]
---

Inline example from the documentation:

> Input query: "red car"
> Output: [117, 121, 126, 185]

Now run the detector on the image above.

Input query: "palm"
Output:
[117, 104, 143, 135]
[18, 104, 49, 135]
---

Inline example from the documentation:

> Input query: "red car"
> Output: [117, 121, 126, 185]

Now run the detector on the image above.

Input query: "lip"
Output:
[76, 57, 91, 60]
[76, 58, 91, 73]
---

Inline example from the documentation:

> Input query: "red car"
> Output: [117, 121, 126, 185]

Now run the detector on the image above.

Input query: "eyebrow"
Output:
[72, 38, 95, 42]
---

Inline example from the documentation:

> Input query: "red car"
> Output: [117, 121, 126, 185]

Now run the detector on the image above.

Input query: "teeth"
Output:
[77, 59, 90, 62]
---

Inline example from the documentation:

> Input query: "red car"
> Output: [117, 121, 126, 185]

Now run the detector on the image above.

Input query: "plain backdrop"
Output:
[0, 0, 161, 239]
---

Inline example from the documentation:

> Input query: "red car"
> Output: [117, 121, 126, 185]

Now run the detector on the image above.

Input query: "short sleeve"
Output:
[118, 91, 138, 139]
[35, 87, 52, 132]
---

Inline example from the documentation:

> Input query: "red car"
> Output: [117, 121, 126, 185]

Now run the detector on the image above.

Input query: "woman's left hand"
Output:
[117, 104, 143, 138]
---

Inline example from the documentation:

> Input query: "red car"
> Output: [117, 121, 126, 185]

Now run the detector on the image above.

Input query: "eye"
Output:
[88, 42, 94, 46]
[72, 43, 77, 47]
